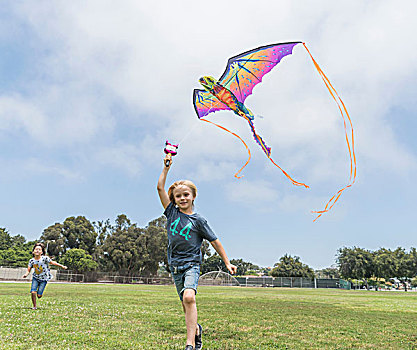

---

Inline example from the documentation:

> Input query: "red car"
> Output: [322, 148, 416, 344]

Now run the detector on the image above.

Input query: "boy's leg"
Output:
[30, 278, 38, 309]
[181, 303, 200, 337]
[181, 265, 200, 347]
[37, 281, 47, 298]
[182, 288, 197, 347]
[31, 292, 37, 309]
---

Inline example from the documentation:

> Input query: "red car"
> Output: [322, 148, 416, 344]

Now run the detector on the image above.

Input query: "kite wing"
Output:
[193, 89, 230, 119]
[219, 42, 301, 103]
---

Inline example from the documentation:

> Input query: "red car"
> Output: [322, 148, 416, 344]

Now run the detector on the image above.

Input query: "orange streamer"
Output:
[200, 118, 251, 179]
[269, 157, 309, 188]
[303, 43, 357, 221]
[201, 117, 308, 187]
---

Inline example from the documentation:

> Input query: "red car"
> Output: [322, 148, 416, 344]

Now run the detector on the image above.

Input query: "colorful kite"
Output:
[192, 42, 356, 221]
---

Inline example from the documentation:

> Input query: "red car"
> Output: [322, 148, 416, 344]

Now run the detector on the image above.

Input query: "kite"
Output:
[192, 42, 356, 221]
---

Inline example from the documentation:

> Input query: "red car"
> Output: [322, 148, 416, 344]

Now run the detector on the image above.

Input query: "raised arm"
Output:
[50, 260, 67, 269]
[210, 239, 237, 274]
[157, 153, 172, 209]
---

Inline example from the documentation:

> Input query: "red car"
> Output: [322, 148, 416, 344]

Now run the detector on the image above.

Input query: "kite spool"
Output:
[164, 140, 178, 167]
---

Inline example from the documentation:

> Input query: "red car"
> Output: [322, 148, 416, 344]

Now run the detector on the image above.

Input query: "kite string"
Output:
[177, 121, 201, 145]
[177, 104, 219, 145]
[302, 43, 356, 221]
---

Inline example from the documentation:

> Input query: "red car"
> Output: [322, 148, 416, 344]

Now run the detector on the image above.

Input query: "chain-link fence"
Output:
[0, 266, 57, 281]
[1, 266, 350, 289]
[55, 270, 84, 282]
[235, 276, 351, 289]
[81, 271, 173, 285]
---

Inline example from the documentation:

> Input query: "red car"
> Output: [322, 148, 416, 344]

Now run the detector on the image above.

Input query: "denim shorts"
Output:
[30, 278, 48, 296]
[171, 263, 200, 301]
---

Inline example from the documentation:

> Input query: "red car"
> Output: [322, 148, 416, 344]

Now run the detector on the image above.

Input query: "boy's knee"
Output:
[31, 291, 37, 295]
[37, 294, 42, 298]
[182, 289, 196, 304]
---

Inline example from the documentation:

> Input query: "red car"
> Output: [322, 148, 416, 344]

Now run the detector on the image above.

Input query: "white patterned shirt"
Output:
[28, 256, 52, 281]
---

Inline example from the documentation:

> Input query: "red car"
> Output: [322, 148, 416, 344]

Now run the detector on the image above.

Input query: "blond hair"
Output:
[168, 180, 198, 203]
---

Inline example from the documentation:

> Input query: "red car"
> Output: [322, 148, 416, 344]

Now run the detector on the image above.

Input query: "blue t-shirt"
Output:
[164, 202, 217, 266]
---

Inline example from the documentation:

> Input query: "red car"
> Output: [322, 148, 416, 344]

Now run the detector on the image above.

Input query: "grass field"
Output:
[0, 283, 416, 350]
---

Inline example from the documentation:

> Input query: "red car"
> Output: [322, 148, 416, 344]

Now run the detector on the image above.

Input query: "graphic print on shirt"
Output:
[34, 264, 43, 275]
[170, 217, 192, 241]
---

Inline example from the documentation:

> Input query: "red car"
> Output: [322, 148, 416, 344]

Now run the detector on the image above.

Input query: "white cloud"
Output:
[2, 1, 417, 267]
[23, 158, 83, 181]
[0, 157, 83, 181]
[225, 179, 280, 209]
[0, 95, 48, 140]
[95, 143, 142, 177]
[1, 0, 416, 181]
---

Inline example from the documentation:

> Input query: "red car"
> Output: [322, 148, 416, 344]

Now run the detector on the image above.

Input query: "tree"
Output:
[60, 248, 98, 273]
[94, 219, 112, 247]
[0, 247, 33, 267]
[40, 223, 66, 258]
[373, 248, 395, 285]
[201, 254, 226, 274]
[201, 255, 261, 275]
[0, 228, 35, 267]
[337, 247, 374, 289]
[270, 254, 315, 278]
[409, 248, 417, 277]
[315, 267, 340, 279]
[0, 231, 35, 267]
[201, 240, 212, 262]
[11, 234, 26, 247]
[391, 247, 413, 291]
[62, 216, 97, 255]
[229, 258, 260, 276]
[102, 215, 143, 275]
[115, 214, 131, 231]
[0, 228, 12, 250]
[93, 219, 113, 270]
[136, 217, 168, 276]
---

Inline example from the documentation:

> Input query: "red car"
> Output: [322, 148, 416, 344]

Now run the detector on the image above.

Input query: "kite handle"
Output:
[164, 141, 178, 167]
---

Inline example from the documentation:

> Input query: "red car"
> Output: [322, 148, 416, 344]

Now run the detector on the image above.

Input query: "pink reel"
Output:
[164, 141, 178, 166]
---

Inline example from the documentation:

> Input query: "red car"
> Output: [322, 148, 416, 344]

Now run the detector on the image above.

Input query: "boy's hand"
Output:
[164, 154, 172, 168]
[226, 263, 237, 275]
[22, 274, 28, 278]
[63, 266, 68, 270]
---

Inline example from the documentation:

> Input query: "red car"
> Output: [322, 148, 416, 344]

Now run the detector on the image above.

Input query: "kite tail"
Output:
[269, 157, 309, 188]
[303, 43, 356, 222]
[246, 119, 271, 157]
[246, 118, 309, 188]
[200, 118, 251, 179]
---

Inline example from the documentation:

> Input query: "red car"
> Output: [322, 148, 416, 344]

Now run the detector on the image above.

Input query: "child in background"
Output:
[22, 242, 67, 310]
[157, 153, 237, 350]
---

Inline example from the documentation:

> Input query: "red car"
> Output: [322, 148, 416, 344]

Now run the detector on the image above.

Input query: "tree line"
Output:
[1, 214, 168, 276]
[337, 246, 417, 290]
[1, 219, 416, 288]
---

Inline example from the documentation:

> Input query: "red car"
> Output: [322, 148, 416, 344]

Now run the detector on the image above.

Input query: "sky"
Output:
[1, 1, 417, 269]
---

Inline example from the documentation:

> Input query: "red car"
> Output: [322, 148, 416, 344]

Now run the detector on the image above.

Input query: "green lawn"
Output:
[0, 283, 416, 349]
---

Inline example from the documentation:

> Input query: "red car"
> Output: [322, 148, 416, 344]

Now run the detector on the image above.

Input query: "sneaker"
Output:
[185, 346, 194, 350]
[195, 323, 203, 350]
